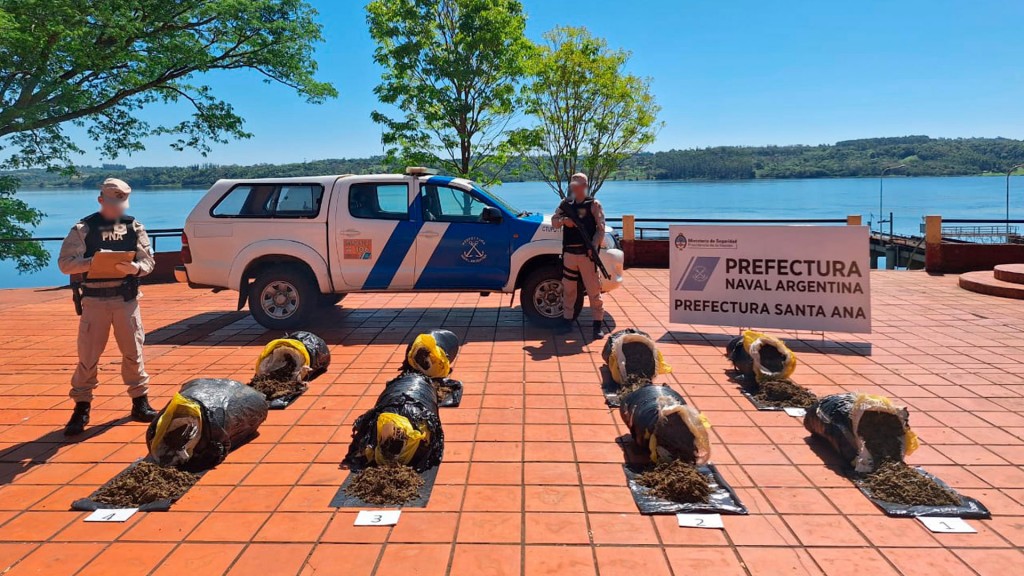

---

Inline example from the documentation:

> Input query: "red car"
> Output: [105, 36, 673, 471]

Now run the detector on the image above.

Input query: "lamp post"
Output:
[879, 164, 906, 239]
[1008, 164, 1024, 238]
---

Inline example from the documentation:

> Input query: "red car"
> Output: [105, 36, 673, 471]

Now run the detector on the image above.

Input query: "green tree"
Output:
[366, 0, 531, 185]
[511, 26, 661, 198]
[0, 0, 336, 270]
[0, 175, 46, 272]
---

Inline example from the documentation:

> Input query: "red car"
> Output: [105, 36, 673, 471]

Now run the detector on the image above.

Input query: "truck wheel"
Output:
[248, 267, 316, 330]
[318, 293, 345, 308]
[521, 265, 584, 326]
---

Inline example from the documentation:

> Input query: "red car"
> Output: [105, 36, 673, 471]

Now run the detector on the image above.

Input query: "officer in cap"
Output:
[552, 172, 607, 339]
[57, 178, 158, 436]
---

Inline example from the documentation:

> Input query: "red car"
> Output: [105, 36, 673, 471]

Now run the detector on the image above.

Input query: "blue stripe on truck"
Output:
[362, 195, 424, 290]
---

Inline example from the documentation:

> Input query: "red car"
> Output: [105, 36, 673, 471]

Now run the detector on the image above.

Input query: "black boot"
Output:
[131, 396, 158, 422]
[592, 321, 606, 339]
[64, 402, 91, 436]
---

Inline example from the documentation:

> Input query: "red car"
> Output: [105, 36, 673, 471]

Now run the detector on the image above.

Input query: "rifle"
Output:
[70, 274, 84, 316]
[558, 199, 611, 280]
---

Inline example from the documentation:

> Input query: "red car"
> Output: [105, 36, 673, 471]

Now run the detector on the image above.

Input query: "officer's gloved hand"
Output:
[115, 261, 140, 276]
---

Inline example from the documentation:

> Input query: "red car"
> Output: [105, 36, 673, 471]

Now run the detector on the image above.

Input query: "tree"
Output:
[0, 0, 337, 270]
[511, 27, 661, 198]
[366, 0, 531, 186]
[0, 175, 46, 272]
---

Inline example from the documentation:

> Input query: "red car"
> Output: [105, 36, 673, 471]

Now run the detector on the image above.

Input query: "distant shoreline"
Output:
[9, 172, 1014, 192]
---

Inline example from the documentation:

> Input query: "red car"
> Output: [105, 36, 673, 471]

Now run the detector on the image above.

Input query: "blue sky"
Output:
[76, 0, 1024, 167]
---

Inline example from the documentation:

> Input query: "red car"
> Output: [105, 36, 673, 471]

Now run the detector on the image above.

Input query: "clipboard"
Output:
[88, 251, 136, 279]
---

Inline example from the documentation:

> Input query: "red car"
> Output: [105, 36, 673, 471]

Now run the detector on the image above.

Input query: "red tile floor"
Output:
[0, 269, 1022, 575]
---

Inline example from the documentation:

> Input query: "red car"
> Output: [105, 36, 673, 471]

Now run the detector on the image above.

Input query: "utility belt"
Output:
[81, 283, 139, 300]
[71, 276, 139, 314]
[563, 244, 588, 255]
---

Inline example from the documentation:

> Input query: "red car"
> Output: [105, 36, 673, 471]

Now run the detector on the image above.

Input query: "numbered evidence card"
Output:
[668, 225, 871, 334]
[354, 510, 401, 526]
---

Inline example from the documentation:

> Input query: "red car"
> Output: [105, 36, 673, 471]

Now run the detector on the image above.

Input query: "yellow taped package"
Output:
[647, 404, 712, 465]
[850, 393, 917, 472]
[406, 333, 451, 378]
[367, 413, 430, 466]
[742, 330, 797, 383]
[609, 334, 672, 386]
[256, 338, 310, 373]
[149, 393, 203, 457]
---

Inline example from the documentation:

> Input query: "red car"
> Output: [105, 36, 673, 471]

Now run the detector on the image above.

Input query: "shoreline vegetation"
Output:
[5, 135, 1024, 190]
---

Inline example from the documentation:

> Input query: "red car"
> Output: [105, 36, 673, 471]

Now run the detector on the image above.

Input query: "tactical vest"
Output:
[561, 197, 598, 251]
[82, 212, 137, 258]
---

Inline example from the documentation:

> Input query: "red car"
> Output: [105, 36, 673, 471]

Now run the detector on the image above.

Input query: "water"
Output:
[3, 176, 1018, 289]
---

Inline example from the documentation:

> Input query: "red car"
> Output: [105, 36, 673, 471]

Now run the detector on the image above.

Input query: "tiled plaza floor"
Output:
[0, 269, 1022, 575]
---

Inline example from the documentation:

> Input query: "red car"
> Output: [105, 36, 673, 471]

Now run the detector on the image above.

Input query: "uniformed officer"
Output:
[552, 172, 607, 339]
[57, 178, 158, 436]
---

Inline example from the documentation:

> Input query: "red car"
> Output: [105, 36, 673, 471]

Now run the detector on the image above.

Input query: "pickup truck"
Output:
[176, 168, 625, 329]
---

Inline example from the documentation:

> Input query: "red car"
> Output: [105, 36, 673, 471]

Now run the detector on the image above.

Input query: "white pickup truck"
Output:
[176, 168, 624, 329]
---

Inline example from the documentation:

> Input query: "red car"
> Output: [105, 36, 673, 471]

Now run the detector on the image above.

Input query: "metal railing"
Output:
[606, 217, 849, 239]
[918, 219, 1024, 244]
[0, 228, 184, 251]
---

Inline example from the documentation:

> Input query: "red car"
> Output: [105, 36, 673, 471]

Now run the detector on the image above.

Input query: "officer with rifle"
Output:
[552, 172, 608, 339]
[57, 178, 158, 436]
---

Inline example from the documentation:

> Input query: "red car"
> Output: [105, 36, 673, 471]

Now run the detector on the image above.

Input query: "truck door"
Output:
[334, 181, 420, 290]
[413, 181, 510, 290]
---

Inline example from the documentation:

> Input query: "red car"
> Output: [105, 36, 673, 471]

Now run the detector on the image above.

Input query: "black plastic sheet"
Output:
[71, 458, 206, 512]
[739, 389, 785, 411]
[329, 465, 440, 509]
[343, 373, 444, 472]
[855, 467, 990, 519]
[622, 463, 747, 515]
[148, 378, 268, 472]
[267, 390, 305, 410]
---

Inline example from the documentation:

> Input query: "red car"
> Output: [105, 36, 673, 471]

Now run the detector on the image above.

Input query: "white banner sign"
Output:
[669, 225, 871, 333]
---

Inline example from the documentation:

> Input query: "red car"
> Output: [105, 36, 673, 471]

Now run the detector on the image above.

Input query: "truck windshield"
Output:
[473, 184, 525, 216]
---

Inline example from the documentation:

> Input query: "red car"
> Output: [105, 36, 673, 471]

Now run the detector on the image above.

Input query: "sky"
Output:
[65, 0, 1024, 167]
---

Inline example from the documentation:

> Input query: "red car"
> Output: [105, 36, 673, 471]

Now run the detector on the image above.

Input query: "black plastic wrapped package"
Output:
[344, 372, 444, 472]
[725, 335, 754, 380]
[601, 328, 651, 363]
[285, 330, 331, 378]
[803, 392, 917, 474]
[147, 379, 269, 472]
[404, 329, 460, 378]
[619, 385, 710, 465]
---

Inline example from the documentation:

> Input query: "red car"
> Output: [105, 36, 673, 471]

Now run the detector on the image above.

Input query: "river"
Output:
[2, 175, 1018, 289]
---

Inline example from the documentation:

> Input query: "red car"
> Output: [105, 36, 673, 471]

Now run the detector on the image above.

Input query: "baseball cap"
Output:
[100, 178, 131, 208]
[570, 172, 589, 186]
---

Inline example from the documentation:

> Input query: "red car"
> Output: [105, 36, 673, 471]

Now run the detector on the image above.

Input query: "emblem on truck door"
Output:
[461, 237, 486, 263]
[344, 239, 373, 260]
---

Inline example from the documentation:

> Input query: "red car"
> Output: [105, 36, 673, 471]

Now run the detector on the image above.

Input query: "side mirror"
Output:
[481, 206, 503, 224]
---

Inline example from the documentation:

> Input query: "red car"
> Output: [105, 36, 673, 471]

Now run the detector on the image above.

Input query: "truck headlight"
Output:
[604, 232, 619, 250]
